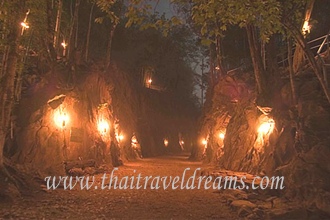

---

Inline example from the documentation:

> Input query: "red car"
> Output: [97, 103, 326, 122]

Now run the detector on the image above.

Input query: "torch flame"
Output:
[61, 41, 67, 49]
[302, 20, 311, 35]
[258, 119, 275, 135]
[164, 138, 169, 147]
[54, 108, 69, 129]
[116, 133, 124, 142]
[21, 22, 29, 29]
[98, 119, 109, 135]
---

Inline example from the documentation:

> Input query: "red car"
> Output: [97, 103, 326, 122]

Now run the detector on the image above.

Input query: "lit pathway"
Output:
[0, 154, 237, 219]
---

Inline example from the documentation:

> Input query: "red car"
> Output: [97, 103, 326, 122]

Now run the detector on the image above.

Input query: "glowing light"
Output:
[219, 133, 225, 139]
[119, 134, 124, 141]
[164, 139, 169, 147]
[117, 133, 124, 142]
[20, 10, 30, 35]
[302, 20, 311, 35]
[202, 139, 207, 145]
[21, 22, 29, 29]
[97, 119, 109, 135]
[132, 136, 137, 144]
[61, 41, 68, 49]
[20, 22, 30, 35]
[146, 78, 152, 88]
[54, 108, 69, 129]
[180, 140, 184, 145]
[258, 119, 275, 135]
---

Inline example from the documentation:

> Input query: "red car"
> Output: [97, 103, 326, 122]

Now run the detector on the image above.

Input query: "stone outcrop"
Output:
[197, 65, 330, 214]
[7, 64, 140, 175]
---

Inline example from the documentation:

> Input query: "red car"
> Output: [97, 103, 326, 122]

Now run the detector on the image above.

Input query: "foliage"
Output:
[95, 0, 121, 25]
[125, 0, 182, 37]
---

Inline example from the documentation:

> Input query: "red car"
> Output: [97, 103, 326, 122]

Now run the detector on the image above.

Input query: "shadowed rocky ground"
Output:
[1, 154, 328, 219]
[0, 154, 234, 219]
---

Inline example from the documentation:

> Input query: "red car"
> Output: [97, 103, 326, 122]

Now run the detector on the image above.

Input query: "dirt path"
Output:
[0, 154, 238, 219]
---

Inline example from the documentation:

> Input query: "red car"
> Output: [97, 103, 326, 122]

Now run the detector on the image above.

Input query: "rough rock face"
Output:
[7, 65, 140, 175]
[195, 73, 254, 163]
[196, 70, 330, 213]
[6, 61, 197, 176]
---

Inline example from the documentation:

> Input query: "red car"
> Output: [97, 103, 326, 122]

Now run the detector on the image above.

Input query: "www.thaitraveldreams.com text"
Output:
[44, 168, 285, 191]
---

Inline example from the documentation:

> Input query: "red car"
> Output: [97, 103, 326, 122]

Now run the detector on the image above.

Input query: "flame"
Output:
[258, 118, 275, 135]
[54, 108, 69, 128]
[21, 22, 29, 29]
[119, 134, 124, 141]
[61, 41, 67, 49]
[302, 20, 311, 34]
[132, 136, 137, 144]
[116, 133, 124, 142]
[98, 119, 110, 135]
[164, 139, 169, 147]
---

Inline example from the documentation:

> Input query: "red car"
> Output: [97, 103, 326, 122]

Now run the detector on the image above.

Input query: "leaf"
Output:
[94, 17, 104, 24]
[201, 38, 212, 46]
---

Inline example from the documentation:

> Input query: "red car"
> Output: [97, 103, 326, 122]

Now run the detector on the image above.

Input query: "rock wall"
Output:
[197, 70, 330, 213]
[6, 61, 198, 175]
[7, 64, 141, 175]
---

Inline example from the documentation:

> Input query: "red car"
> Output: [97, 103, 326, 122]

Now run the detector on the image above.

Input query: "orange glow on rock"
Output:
[116, 133, 124, 142]
[258, 118, 275, 135]
[164, 139, 169, 147]
[54, 108, 69, 129]
[98, 119, 110, 135]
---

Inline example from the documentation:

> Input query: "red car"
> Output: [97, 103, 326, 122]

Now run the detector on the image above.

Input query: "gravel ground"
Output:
[0, 155, 238, 219]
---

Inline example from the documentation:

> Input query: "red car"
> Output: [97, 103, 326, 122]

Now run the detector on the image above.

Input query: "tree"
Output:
[95, 0, 123, 69]
[53, 0, 63, 54]
[172, 0, 282, 106]
[292, 0, 315, 73]
[0, 0, 26, 171]
[172, 0, 330, 105]
[85, 1, 95, 62]
[282, 0, 330, 104]
[67, 0, 81, 60]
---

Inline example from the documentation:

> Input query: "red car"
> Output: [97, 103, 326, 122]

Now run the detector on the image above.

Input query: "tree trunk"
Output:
[46, 0, 56, 66]
[293, 0, 315, 73]
[0, 0, 24, 167]
[67, 0, 80, 60]
[1, 46, 9, 78]
[288, 38, 297, 106]
[261, 40, 266, 69]
[245, 24, 269, 106]
[201, 58, 205, 105]
[85, 2, 95, 62]
[284, 21, 330, 104]
[105, 23, 117, 70]
[266, 36, 280, 85]
[54, 0, 63, 55]
[215, 36, 225, 78]
[209, 45, 215, 87]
